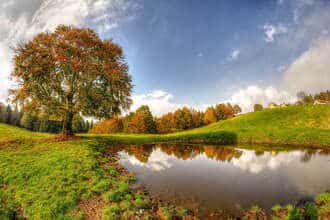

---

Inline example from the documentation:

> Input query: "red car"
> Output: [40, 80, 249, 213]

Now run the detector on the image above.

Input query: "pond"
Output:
[116, 143, 330, 217]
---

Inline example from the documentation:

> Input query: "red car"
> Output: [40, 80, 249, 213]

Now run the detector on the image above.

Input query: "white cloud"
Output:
[231, 150, 303, 174]
[119, 149, 173, 172]
[0, 0, 139, 103]
[197, 52, 203, 57]
[282, 38, 330, 94]
[229, 85, 297, 112]
[131, 90, 182, 116]
[131, 90, 212, 116]
[230, 48, 240, 60]
[263, 23, 288, 43]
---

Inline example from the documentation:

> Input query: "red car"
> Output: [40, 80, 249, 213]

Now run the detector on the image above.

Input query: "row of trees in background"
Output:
[0, 102, 91, 133]
[90, 103, 241, 134]
[253, 90, 330, 112]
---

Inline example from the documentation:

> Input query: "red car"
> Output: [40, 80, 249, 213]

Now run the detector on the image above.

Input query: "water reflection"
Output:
[117, 144, 330, 216]
[120, 144, 329, 173]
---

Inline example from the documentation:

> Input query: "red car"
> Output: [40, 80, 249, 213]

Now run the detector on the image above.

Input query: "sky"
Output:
[0, 0, 329, 115]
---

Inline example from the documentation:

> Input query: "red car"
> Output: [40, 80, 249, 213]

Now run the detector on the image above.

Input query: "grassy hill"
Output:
[86, 104, 330, 147]
[0, 105, 330, 218]
[0, 123, 51, 142]
[184, 104, 330, 147]
[0, 124, 192, 219]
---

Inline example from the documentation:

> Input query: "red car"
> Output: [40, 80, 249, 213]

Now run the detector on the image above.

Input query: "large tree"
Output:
[11, 25, 132, 135]
[127, 105, 156, 134]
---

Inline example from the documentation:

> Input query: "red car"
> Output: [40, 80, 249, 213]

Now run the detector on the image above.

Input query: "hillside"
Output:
[0, 123, 52, 142]
[86, 105, 330, 147]
[0, 124, 165, 219]
[180, 104, 330, 147]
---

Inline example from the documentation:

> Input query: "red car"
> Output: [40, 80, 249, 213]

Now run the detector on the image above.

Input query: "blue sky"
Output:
[108, 0, 294, 102]
[0, 0, 329, 114]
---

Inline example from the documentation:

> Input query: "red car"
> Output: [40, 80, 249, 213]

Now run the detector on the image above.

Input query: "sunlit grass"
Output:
[0, 123, 52, 141]
[85, 105, 330, 147]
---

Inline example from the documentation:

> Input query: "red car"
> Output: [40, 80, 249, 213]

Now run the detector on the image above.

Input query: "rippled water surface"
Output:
[116, 144, 330, 216]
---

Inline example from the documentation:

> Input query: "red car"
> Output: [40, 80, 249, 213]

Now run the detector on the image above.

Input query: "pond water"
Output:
[116, 144, 330, 217]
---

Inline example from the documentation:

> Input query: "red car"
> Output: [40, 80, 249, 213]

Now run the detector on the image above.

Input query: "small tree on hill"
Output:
[233, 104, 242, 115]
[254, 104, 263, 112]
[173, 107, 194, 131]
[127, 105, 156, 134]
[204, 107, 217, 124]
[11, 25, 132, 136]
[89, 117, 123, 134]
[156, 112, 175, 134]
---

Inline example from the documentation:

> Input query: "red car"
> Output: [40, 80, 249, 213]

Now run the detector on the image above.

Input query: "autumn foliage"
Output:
[91, 103, 242, 134]
[11, 25, 132, 135]
[89, 117, 123, 134]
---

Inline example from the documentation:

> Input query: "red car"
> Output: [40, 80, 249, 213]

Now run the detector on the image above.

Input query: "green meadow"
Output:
[85, 104, 330, 147]
[1, 104, 330, 219]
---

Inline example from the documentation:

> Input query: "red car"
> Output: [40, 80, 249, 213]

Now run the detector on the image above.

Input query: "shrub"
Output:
[133, 194, 150, 209]
[286, 207, 302, 220]
[304, 203, 318, 220]
[158, 207, 174, 220]
[103, 190, 123, 202]
[271, 204, 282, 214]
[102, 204, 120, 220]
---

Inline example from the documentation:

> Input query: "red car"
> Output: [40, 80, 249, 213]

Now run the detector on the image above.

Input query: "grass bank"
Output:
[84, 130, 237, 145]
[0, 124, 192, 219]
[0, 123, 329, 218]
[86, 105, 330, 147]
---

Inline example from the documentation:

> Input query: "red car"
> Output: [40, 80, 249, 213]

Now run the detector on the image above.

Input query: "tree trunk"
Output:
[62, 111, 74, 136]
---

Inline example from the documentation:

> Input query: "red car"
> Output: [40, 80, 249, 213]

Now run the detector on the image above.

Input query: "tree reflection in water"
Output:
[119, 143, 330, 165]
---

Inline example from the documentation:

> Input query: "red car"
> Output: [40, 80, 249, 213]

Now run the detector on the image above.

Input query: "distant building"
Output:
[268, 103, 278, 109]
[314, 100, 329, 105]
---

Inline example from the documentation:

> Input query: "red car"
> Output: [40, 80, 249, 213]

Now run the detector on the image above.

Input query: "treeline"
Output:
[298, 90, 330, 104]
[90, 103, 241, 134]
[253, 90, 330, 112]
[0, 102, 91, 133]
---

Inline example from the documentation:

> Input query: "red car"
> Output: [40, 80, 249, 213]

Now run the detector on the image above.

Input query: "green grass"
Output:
[0, 104, 329, 218]
[84, 130, 237, 145]
[0, 123, 192, 219]
[0, 124, 155, 219]
[85, 105, 330, 147]
[195, 104, 330, 147]
[0, 139, 110, 219]
[0, 123, 51, 141]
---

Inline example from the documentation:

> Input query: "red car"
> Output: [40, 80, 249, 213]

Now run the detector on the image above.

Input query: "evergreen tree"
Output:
[0, 103, 5, 123]
[72, 115, 86, 133]
[173, 107, 194, 130]
[127, 105, 156, 134]
[5, 105, 12, 124]
[20, 112, 38, 131]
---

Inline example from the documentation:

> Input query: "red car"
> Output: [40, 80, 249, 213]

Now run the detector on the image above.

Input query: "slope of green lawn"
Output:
[86, 105, 330, 147]
[192, 104, 330, 147]
[0, 123, 52, 141]
[0, 124, 186, 219]
[0, 117, 330, 218]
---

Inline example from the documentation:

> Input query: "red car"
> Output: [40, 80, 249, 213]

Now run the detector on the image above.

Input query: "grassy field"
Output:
[0, 124, 189, 219]
[1, 104, 330, 218]
[86, 105, 330, 147]
[0, 117, 330, 218]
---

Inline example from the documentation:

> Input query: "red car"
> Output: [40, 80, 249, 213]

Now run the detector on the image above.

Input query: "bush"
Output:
[305, 203, 318, 220]
[102, 204, 120, 220]
[103, 190, 123, 202]
[133, 194, 150, 209]
[286, 207, 302, 220]
[103, 182, 130, 202]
